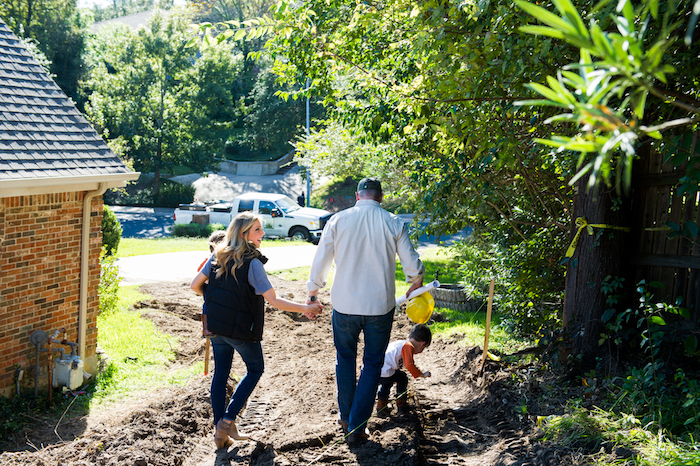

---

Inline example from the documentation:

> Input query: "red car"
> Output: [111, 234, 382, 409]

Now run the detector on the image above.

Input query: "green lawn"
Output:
[118, 237, 308, 257]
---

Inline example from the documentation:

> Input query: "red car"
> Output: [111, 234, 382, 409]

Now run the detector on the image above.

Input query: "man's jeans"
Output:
[332, 309, 393, 433]
[210, 335, 265, 425]
[378, 370, 409, 401]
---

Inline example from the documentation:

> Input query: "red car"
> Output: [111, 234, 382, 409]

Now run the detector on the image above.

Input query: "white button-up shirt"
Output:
[307, 199, 425, 316]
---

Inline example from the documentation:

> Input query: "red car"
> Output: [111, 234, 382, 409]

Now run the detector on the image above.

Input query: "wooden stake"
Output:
[204, 337, 211, 375]
[481, 279, 495, 372]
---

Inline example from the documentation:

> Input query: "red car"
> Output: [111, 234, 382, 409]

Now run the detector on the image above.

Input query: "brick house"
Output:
[0, 20, 139, 395]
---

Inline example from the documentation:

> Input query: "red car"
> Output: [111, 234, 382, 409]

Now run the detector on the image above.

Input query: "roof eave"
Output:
[0, 172, 142, 197]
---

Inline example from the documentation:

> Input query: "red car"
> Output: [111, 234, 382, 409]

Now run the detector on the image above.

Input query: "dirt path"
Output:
[0, 279, 579, 466]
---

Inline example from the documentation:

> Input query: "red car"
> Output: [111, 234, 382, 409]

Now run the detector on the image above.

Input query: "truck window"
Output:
[238, 199, 254, 212]
[276, 196, 301, 214]
[258, 201, 276, 215]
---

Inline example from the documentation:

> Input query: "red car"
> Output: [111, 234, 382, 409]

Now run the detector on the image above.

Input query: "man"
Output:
[306, 178, 425, 443]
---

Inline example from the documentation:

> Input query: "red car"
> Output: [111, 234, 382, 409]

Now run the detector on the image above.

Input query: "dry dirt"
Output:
[0, 278, 591, 466]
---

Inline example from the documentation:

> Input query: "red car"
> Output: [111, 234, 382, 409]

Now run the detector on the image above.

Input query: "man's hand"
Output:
[406, 281, 424, 298]
[304, 300, 323, 320]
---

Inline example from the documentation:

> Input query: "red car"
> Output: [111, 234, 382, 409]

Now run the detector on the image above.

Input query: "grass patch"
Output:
[91, 285, 196, 407]
[429, 307, 530, 354]
[119, 237, 308, 257]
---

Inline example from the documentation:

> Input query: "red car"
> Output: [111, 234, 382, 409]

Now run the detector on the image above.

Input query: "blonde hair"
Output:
[214, 212, 262, 279]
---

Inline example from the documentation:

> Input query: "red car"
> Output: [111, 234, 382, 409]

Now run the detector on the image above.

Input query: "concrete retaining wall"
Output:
[217, 151, 295, 176]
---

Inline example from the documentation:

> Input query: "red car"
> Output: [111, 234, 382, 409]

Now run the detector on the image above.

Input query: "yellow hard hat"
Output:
[406, 293, 435, 324]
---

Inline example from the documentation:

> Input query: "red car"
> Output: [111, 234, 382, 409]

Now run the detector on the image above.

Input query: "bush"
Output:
[172, 222, 225, 238]
[155, 181, 195, 208]
[99, 246, 122, 314]
[102, 205, 122, 255]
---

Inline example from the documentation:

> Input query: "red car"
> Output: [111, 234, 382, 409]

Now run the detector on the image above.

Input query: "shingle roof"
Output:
[0, 19, 134, 182]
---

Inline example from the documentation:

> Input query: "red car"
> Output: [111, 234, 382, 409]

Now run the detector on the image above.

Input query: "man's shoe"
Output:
[396, 398, 410, 414]
[347, 428, 369, 444]
[338, 419, 349, 434]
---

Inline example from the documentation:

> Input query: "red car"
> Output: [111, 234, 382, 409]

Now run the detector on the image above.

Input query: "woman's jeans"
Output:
[210, 335, 264, 425]
[332, 309, 393, 433]
[378, 370, 409, 401]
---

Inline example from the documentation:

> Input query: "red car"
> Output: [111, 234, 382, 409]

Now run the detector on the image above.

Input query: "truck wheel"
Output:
[289, 227, 311, 242]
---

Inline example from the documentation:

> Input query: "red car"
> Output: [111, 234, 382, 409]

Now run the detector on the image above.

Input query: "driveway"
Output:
[169, 165, 307, 203]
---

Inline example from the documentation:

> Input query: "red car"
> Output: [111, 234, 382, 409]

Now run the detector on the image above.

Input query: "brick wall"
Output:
[0, 192, 104, 396]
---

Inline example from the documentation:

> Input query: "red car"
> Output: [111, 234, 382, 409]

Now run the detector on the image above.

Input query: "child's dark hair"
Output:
[409, 324, 432, 346]
[208, 230, 227, 252]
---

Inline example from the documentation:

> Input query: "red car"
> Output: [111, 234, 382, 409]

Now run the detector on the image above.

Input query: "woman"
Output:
[191, 212, 323, 449]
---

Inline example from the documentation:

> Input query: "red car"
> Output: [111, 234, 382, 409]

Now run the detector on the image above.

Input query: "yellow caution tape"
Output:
[565, 217, 631, 258]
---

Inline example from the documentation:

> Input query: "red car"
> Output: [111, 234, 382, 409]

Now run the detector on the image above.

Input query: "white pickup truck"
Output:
[173, 192, 333, 243]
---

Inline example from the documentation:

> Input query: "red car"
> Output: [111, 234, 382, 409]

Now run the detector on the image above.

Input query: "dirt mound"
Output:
[0, 278, 580, 466]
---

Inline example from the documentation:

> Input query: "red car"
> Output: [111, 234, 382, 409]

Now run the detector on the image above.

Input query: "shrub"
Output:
[102, 205, 122, 255]
[99, 247, 122, 314]
[155, 181, 195, 208]
[172, 222, 225, 238]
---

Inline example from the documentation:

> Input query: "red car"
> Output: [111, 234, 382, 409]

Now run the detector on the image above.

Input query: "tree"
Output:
[0, 0, 88, 98]
[85, 8, 233, 196]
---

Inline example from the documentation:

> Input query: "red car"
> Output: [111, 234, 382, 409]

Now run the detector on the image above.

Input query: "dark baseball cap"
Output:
[357, 178, 382, 192]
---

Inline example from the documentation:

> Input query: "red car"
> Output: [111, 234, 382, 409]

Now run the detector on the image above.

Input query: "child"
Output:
[377, 323, 432, 415]
[199, 230, 227, 336]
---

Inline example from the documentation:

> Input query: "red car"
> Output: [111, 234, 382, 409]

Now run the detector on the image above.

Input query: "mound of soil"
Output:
[0, 277, 587, 465]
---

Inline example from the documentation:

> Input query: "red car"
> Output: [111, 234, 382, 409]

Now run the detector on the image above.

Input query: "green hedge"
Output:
[172, 222, 225, 238]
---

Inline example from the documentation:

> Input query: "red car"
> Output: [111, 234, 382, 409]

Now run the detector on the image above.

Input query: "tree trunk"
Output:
[153, 166, 161, 199]
[563, 180, 632, 362]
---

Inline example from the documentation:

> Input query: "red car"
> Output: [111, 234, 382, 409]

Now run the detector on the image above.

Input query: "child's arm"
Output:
[401, 343, 430, 378]
[262, 288, 323, 317]
[191, 272, 207, 296]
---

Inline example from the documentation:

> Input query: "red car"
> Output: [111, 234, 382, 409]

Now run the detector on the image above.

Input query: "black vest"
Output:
[205, 255, 265, 341]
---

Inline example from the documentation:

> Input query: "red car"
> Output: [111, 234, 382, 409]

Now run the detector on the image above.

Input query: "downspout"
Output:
[79, 183, 107, 359]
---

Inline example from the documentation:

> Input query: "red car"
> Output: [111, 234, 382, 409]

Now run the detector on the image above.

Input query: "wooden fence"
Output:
[630, 135, 700, 324]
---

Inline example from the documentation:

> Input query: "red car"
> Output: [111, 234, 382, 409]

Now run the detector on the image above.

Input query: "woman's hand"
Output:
[304, 302, 323, 320]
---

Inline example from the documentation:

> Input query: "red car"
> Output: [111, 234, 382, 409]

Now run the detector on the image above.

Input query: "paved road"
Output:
[111, 206, 175, 238]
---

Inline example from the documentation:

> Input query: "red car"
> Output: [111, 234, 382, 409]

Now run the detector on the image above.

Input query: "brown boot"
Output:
[376, 398, 392, 416]
[396, 398, 410, 414]
[214, 421, 234, 449]
[215, 418, 249, 449]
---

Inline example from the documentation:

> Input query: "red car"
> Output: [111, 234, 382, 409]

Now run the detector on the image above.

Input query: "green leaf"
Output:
[234, 29, 247, 41]
[552, 0, 589, 38]
[633, 90, 647, 119]
[601, 308, 615, 323]
[519, 25, 566, 40]
[649, 316, 666, 326]
[685, 335, 698, 354]
[515, 1, 580, 35]
[527, 82, 573, 105]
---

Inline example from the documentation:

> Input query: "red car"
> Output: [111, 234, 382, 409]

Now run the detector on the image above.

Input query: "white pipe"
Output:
[395, 280, 440, 307]
[79, 183, 107, 359]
